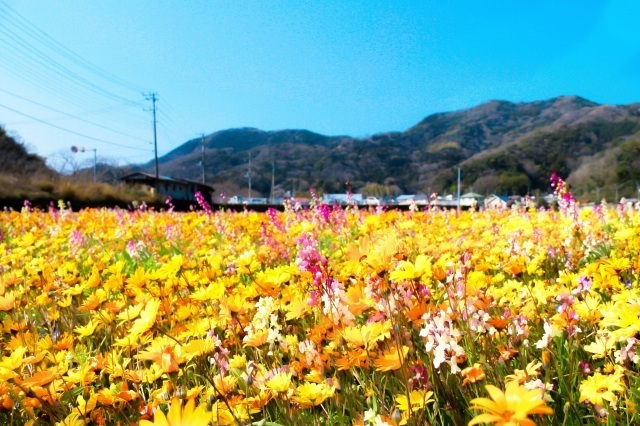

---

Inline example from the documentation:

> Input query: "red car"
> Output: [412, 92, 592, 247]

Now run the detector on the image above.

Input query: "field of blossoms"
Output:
[1, 188, 640, 425]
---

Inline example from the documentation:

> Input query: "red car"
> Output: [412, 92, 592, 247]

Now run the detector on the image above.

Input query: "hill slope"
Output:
[152, 96, 640, 200]
[0, 127, 52, 177]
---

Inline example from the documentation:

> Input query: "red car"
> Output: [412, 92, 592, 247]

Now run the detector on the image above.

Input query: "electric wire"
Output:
[0, 102, 152, 152]
[0, 47, 150, 140]
[0, 0, 146, 93]
[0, 23, 142, 107]
[0, 48, 149, 133]
[0, 88, 149, 144]
[0, 1, 195, 163]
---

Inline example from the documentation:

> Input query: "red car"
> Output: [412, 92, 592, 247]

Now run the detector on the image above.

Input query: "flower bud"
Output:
[391, 408, 402, 424]
[175, 386, 187, 400]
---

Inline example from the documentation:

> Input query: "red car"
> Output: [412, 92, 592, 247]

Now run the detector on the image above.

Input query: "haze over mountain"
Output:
[144, 96, 640, 201]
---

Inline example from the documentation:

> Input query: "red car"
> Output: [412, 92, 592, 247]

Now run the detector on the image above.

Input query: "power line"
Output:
[0, 87, 149, 144]
[0, 0, 146, 93]
[0, 37, 150, 134]
[0, 1, 181, 162]
[0, 102, 152, 152]
[0, 23, 141, 107]
[0, 55, 120, 114]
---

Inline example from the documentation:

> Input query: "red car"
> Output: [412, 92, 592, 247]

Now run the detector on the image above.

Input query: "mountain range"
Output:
[145, 96, 640, 201]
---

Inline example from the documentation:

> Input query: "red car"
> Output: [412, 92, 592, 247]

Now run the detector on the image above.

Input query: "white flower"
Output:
[534, 320, 560, 349]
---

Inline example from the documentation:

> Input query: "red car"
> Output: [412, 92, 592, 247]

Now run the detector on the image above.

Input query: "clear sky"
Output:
[0, 0, 639, 168]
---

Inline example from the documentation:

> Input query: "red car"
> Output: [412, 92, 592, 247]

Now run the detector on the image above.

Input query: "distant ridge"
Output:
[137, 96, 640, 200]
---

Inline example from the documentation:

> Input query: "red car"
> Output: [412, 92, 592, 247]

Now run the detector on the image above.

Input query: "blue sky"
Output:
[0, 0, 638, 167]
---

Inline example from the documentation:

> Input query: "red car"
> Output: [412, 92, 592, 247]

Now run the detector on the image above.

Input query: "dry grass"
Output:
[0, 173, 159, 206]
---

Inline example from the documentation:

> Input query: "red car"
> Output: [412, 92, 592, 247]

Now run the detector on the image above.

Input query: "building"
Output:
[321, 193, 363, 205]
[459, 192, 485, 209]
[120, 172, 214, 201]
[396, 194, 428, 205]
[484, 194, 509, 209]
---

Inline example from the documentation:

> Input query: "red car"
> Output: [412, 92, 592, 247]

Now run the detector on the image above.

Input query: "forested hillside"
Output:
[148, 96, 640, 201]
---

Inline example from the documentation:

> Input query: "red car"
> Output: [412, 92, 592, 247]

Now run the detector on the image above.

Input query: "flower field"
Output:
[1, 195, 640, 425]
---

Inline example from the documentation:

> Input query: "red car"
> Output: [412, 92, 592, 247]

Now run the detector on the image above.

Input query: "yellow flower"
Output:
[140, 397, 212, 426]
[229, 354, 247, 369]
[469, 381, 553, 426]
[55, 412, 86, 426]
[265, 372, 292, 393]
[128, 298, 160, 337]
[579, 372, 625, 406]
[292, 382, 335, 407]
[389, 254, 432, 282]
[505, 361, 542, 385]
[395, 389, 434, 412]
[373, 345, 409, 372]
[74, 319, 99, 339]
[213, 375, 238, 395]
[583, 336, 616, 360]
[181, 339, 216, 360]
[340, 321, 391, 350]
[395, 389, 434, 425]
[189, 281, 225, 302]
[0, 346, 27, 370]
[76, 393, 99, 415]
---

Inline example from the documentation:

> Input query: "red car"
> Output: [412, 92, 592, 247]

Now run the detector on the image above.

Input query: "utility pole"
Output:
[457, 167, 461, 212]
[92, 148, 97, 183]
[144, 92, 159, 190]
[201, 133, 206, 184]
[270, 160, 275, 204]
[248, 151, 252, 199]
[270, 142, 275, 203]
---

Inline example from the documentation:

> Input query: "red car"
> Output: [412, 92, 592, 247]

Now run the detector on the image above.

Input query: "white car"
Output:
[246, 198, 267, 204]
[364, 196, 380, 206]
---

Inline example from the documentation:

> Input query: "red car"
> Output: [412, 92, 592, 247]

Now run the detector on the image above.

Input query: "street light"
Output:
[71, 146, 97, 182]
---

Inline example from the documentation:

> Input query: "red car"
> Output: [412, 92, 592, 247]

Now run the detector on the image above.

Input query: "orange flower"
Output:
[135, 345, 182, 374]
[0, 292, 15, 311]
[461, 363, 486, 386]
[242, 330, 268, 348]
[15, 369, 57, 388]
[97, 382, 138, 406]
[335, 349, 369, 370]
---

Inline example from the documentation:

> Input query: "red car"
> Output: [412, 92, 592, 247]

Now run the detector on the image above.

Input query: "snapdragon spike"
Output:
[195, 191, 212, 215]
[550, 172, 575, 205]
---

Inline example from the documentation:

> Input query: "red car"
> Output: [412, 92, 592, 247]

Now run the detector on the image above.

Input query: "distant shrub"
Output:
[59, 183, 77, 201]
[36, 180, 55, 194]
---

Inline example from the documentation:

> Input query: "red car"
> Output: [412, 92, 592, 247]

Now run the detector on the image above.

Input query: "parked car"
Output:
[363, 196, 380, 206]
[246, 198, 267, 204]
[228, 196, 243, 204]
